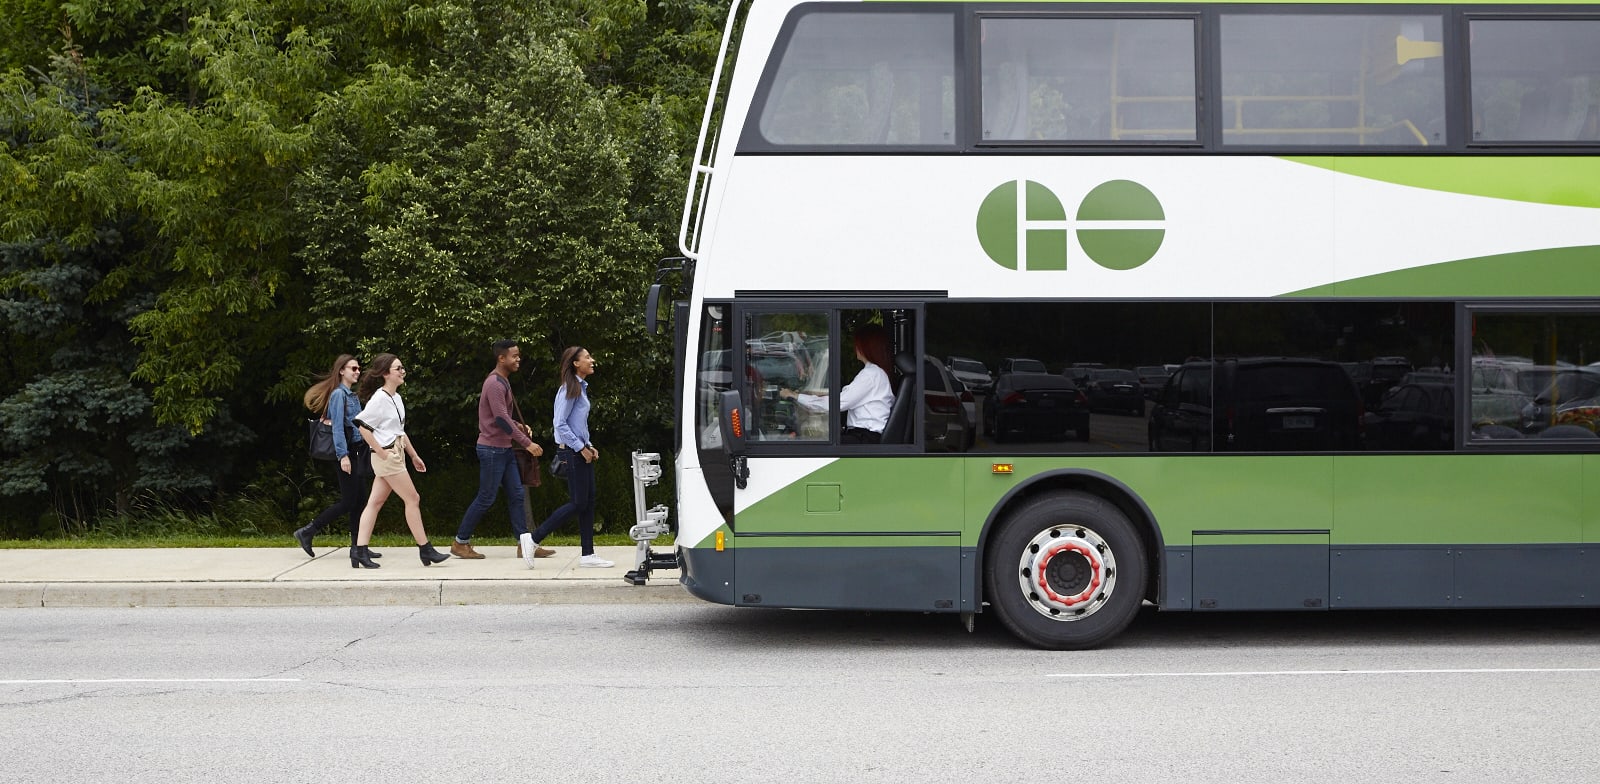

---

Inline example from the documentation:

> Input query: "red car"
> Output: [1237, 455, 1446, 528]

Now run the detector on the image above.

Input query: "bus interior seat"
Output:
[864, 63, 895, 143]
[880, 352, 917, 444]
[1537, 424, 1598, 438]
[1514, 88, 1557, 140]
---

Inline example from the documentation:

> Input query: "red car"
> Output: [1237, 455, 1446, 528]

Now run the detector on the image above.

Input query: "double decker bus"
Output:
[649, 0, 1600, 648]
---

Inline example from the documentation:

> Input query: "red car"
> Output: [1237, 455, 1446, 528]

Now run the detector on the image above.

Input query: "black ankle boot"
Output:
[351, 537, 382, 559]
[293, 525, 317, 558]
[350, 545, 380, 569]
[418, 542, 450, 566]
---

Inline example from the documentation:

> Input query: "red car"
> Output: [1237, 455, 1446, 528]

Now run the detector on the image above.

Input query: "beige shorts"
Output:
[372, 436, 408, 478]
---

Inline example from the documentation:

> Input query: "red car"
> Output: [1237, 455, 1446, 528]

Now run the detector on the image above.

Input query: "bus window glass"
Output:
[1220, 14, 1446, 146]
[1214, 302, 1455, 452]
[980, 18, 1197, 142]
[745, 312, 830, 441]
[697, 305, 732, 453]
[1469, 20, 1600, 143]
[925, 302, 1209, 453]
[757, 11, 955, 146]
[1470, 312, 1600, 442]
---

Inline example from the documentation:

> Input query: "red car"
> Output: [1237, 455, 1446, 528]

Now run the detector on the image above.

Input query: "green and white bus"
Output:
[648, 0, 1600, 648]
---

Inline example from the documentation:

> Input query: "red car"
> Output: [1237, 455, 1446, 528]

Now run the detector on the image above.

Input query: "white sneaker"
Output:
[578, 554, 614, 568]
[519, 533, 535, 570]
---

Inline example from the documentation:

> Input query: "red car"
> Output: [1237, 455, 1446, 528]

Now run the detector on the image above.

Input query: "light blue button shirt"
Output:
[553, 379, 591, 449]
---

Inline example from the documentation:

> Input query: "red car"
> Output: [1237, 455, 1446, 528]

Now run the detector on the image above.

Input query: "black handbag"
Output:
[548, 448, 570, 479]
[307, 418, 336, 461]
[350, 444, 374, 477]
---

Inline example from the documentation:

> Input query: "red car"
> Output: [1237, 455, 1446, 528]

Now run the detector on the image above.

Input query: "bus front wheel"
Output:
[984, 491, 1146, 650]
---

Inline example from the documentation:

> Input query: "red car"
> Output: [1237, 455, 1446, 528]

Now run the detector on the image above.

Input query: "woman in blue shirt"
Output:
[527, 346, 612, 568]
[294, 354, 379, 559]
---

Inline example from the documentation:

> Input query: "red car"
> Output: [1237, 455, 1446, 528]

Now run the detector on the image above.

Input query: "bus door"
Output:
[718, 303, 967, 613]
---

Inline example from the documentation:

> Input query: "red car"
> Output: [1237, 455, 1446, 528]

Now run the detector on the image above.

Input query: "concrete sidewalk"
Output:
[0, 545, 690, 608]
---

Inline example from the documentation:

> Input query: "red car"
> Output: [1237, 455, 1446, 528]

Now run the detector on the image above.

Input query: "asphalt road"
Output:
[4, 604, 1599, 784]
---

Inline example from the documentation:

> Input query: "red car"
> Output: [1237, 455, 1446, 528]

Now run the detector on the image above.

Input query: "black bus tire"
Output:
[984, 491, 1146, 650]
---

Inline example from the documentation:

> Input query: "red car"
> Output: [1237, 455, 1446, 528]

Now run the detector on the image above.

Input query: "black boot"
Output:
[293, 525, 317, 558]
[418, 541, 450, 566]
[350, 545, 380, 569]
[350, 534, 382, 558]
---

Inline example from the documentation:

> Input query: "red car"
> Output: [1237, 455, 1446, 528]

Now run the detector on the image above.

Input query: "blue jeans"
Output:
[532, 447, 596, 555]
[455, 445, 528, 542]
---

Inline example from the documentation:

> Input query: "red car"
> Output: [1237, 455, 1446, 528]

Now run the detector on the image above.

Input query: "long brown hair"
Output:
[853, 325, 893, 376]
[303, 354, 356, 415]
[559, 346, 586, 400]
[359, 353, 399, 403]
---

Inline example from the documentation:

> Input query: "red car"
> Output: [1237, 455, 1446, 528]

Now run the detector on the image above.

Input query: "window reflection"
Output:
[1470, 312, 1600, 442]
[745, 312, 830, 441]
[925, 302, 1209, 453]
[925, 301, 1455, 453]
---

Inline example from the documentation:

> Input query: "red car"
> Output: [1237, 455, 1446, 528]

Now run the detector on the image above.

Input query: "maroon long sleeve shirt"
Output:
[478, 373, 534, 449]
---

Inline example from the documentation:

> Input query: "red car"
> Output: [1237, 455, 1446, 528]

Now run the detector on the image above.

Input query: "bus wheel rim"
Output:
[1016, 525, 1118, 621]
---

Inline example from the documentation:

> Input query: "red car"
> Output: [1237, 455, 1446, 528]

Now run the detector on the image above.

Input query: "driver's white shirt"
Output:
[797, 362, 894, 432]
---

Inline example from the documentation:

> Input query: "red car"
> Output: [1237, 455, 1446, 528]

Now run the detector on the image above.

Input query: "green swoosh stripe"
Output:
[1283, 157, 1600, 209]
[1284, 245, 1600, 297]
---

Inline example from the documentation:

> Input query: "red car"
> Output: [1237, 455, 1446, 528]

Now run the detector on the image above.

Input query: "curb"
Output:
[3, 580, 696, 609]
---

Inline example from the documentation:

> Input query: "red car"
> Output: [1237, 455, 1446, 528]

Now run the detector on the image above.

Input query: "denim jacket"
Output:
[328, 384, 362, 459]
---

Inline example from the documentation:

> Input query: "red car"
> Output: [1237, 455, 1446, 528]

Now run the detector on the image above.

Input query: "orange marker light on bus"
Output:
[715, 530, 726, 551]
[729, 408, 743, 439]
[992, 463, 1014, 474]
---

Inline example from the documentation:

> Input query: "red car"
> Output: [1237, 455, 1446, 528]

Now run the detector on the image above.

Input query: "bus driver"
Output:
[779, 324, 895, 444]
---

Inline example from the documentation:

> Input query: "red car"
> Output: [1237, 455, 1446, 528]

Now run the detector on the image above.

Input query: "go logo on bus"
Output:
[976, 179, 1165, 271]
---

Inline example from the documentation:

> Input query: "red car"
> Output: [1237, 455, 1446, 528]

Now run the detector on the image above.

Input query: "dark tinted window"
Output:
[927, 302, 1209, 453]
[1470, 311, 1600, 442]
[1215, 302, 1455, 451]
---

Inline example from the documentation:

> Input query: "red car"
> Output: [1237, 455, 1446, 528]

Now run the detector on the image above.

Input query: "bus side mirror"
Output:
[644, 284, 663, 335]
[718, 390, 748, 457]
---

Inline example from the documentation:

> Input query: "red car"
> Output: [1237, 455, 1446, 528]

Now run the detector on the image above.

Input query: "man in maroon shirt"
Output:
[452, 340, 551, 565]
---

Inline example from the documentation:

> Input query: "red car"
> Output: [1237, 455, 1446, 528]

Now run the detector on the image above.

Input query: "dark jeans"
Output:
[532, 447, 596, 555]
[455, 445, 528, 542]
[842, 427, 882, 444]
[307, 449, 372, 542]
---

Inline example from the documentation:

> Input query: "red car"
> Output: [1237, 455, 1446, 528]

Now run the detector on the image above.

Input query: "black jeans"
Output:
[841, 427, 882, 444]
[531, 447, 596, 555]
[307, 449, 371, 542]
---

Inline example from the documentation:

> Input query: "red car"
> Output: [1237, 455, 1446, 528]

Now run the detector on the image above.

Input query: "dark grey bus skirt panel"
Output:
[1164, 543, 1600, 611]
[684, 543, 971, 613]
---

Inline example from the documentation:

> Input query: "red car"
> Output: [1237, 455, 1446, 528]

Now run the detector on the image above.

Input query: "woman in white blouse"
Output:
[350, 353, 450, 568]
[780, 324, 896, 444]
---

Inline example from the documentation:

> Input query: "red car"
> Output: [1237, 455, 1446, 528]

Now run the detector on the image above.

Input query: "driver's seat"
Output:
[880, 352, 917, 444]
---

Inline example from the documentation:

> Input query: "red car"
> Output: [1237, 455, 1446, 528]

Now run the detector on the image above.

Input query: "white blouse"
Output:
[797, 362, 894, 432]
[355, 390, 407, 448]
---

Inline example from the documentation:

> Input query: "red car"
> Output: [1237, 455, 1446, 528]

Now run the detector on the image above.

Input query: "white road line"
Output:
[1047, 668, 1600, 679]
[0, 678, 301, 684]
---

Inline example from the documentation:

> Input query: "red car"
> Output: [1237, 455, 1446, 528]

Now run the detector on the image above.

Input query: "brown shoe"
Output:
[450, 541, 486, 559]
[535, 546, 556, 558]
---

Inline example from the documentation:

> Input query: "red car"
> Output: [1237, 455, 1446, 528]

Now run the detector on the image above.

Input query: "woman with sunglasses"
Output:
[295, 354, 379, 559]
[350, 354, 450, 568]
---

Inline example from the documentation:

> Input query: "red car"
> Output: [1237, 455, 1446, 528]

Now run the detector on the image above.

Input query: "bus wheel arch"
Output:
[977, 473, 1162, 649]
